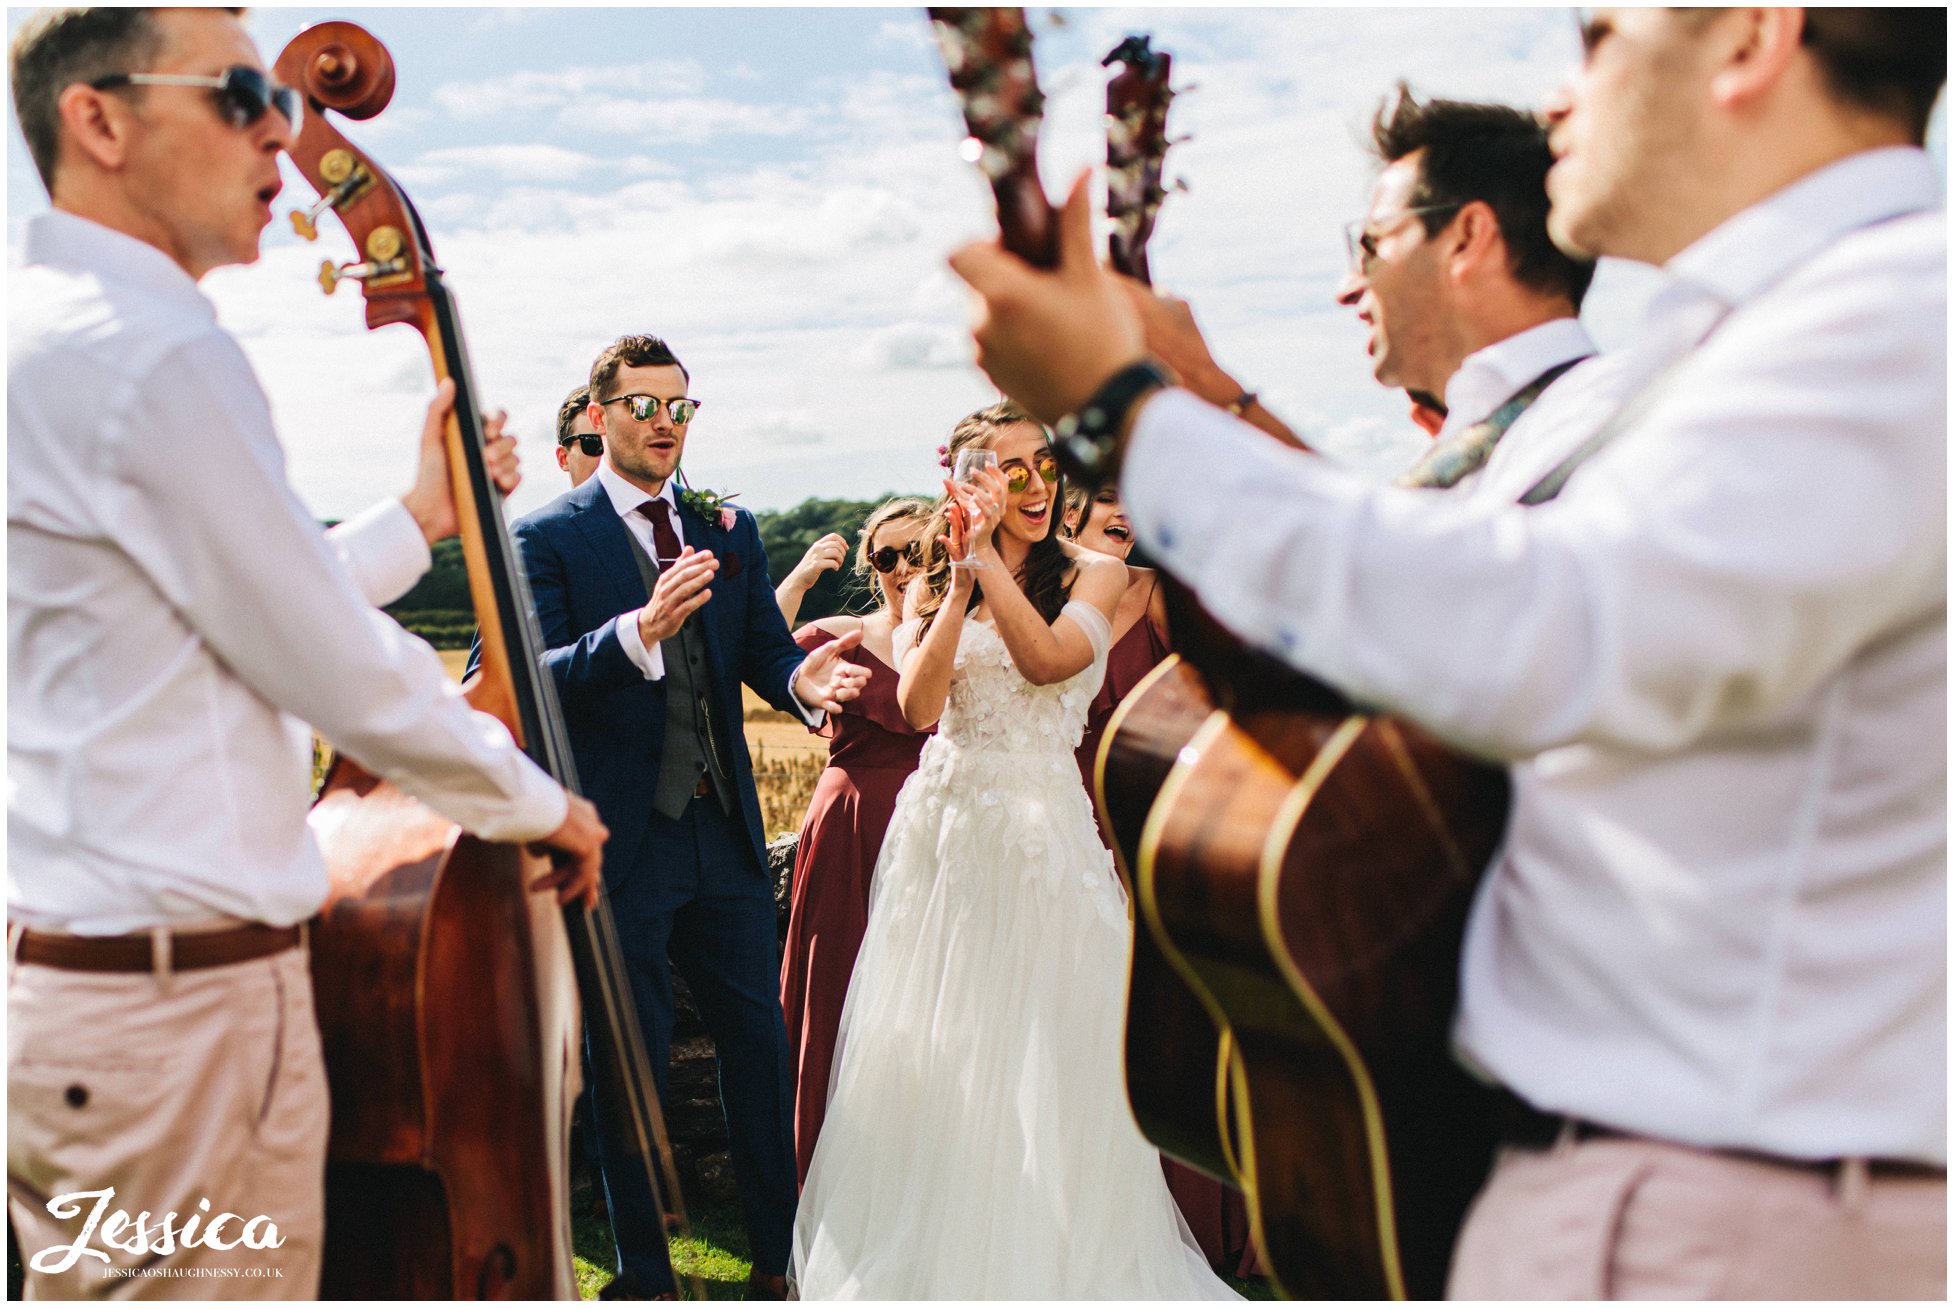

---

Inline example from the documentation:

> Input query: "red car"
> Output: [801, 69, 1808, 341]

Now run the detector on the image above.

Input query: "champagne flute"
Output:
[949, 449, 997, 570]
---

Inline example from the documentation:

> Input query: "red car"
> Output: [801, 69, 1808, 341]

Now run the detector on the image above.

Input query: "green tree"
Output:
[755, 495, 902, 624]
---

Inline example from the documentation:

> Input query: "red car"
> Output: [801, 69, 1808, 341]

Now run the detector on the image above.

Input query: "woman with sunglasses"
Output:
[792, 404, 1237, 1300]
[777, 497, 934, 1187]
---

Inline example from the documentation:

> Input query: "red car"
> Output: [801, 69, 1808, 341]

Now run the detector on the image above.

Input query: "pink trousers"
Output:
[1447, 1133, 1945, 1300]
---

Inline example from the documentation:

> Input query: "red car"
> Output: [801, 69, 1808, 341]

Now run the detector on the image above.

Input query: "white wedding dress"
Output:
[791, 601, 1238, 1300]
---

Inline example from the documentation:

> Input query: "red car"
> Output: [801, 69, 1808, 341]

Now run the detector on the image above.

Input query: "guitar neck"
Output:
[929, 6, 1058, 268]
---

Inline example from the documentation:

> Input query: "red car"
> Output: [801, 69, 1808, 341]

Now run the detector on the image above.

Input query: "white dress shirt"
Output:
[9, 210, 568, 936]
[1121, 147, 1945, 1163]
[593, 460, 823, 724]
[1437, 315, 1597, 447]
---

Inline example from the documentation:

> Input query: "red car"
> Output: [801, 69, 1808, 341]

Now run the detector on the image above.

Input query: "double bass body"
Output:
[308, 766, 578, 1299]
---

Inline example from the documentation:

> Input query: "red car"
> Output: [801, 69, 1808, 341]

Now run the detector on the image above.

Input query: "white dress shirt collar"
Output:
[595, 460, 677, 522]
[1439, 316, 1598, 438]
[24, 209, 215, 324]
[1667, 146, 1942, 310]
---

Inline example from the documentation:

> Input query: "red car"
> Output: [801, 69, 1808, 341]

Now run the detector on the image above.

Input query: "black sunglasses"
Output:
[597, 394, 701, 425]
[561, 433, 604, 457]
[89, 66, 301, 132]
[869, 541, 925, 574]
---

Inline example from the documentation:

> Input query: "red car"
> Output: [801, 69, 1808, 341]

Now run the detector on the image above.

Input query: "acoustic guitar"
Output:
[932, 12, 1508, 1298]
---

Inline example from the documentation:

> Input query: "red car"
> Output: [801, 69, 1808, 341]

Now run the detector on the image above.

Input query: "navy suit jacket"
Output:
[509, 476, 806, 890]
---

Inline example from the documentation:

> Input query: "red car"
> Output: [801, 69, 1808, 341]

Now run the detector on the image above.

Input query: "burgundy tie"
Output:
[640, 499, 682, 568]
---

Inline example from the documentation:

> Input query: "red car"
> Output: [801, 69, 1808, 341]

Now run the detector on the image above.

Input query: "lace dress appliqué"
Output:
[791, 601, 1238, 1300]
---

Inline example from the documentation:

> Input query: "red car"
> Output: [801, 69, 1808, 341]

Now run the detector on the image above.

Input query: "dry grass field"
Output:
[437, 650, 827, 838]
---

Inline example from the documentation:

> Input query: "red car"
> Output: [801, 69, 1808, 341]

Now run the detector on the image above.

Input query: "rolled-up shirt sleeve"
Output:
[327, 496, 431, 608]
[108, 336, 567, 842]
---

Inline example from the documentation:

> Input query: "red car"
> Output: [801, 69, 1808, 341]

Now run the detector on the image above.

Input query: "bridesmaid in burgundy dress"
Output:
[1064, 483, 1262, 1282]
[779, 496, 934, 1186]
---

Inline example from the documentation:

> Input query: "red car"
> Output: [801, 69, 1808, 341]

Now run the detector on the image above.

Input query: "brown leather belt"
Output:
[1499, 1089, 1943, 1182]
[15, 923, 303, 973]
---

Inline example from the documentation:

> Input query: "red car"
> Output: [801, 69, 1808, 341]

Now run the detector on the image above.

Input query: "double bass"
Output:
[931, 10, 1507, 1298]
[276, 24, 696, 1299]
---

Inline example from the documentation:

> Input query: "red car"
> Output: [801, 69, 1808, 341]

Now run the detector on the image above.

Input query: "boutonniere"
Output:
[675, 469, 739, 532]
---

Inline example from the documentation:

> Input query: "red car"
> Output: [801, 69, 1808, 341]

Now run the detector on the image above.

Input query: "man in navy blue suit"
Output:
[510, 334, 867, 1299]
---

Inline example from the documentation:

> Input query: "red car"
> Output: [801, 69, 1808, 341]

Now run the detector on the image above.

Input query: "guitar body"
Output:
[1117, 601, 1507, 1299]
[1097, 656, 1240, 1184]
[307, 760, 578, 1300]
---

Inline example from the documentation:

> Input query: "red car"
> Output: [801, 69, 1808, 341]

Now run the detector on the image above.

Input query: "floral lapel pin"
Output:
[676, 470, 743, 576]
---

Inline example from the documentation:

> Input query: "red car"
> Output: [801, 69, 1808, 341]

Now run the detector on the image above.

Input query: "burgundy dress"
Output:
[779, 625, 929, 1187]
[1074, 585, 1262, 1280]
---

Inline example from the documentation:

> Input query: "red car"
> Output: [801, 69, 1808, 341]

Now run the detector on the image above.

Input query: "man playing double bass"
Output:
[8, 8, 606, 1298]
[954, 6, 1945, 1298]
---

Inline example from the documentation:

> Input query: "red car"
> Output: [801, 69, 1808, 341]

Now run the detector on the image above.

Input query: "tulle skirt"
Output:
[790, 741, 1238, 1300]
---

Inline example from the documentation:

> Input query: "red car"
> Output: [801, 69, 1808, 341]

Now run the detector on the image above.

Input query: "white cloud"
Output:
[393, 143, 620, 188]
[431, 59, 709, 121]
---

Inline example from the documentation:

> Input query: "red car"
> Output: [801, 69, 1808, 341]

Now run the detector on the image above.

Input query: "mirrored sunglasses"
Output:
[1003, 451, 1060, 495]
[599, 394, 701, 425]
[89, 66, 300, 132]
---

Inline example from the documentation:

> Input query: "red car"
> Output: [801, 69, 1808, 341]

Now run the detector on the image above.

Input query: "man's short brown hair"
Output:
[556, 383, 592, 446]
[1801, 9, 1946, 146]
[1370, 85, 1596, 309]
[588, 334, 688, 403]
[11, 7, 167, 190]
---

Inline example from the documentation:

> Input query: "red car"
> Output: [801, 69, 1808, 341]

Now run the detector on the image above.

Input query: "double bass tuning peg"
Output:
[316, 225, 408, 296]
[290, 149, 374, 243]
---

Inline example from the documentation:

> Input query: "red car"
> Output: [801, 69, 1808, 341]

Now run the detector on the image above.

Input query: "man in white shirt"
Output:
[8, 8, 607, 1298]
[1128, 86, 1600, 491]
[952, 7, 1945, 1299]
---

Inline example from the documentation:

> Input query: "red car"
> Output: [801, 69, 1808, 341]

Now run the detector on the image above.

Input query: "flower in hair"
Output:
[937, 444, 952, 470]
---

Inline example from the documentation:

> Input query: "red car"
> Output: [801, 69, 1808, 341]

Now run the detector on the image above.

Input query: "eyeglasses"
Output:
[561, 433, 604, 457]
[597, 394, 701, 425]
[869, 541, 926, 573]
[88, 66, 300, 132]
[1003, 450, 1060, 495]
[1341, 203, 1462, 271]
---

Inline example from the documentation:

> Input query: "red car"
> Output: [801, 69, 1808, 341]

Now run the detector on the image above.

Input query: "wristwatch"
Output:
[1050, 359, 1170, 490]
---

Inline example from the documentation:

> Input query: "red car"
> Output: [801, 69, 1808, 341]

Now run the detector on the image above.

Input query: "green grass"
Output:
[571, 1183, 755, 1300]
[569, 1178, 1275, 1300]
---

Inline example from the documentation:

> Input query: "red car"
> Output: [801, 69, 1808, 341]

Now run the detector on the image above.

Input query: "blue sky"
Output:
[7, 7, 1943, 520]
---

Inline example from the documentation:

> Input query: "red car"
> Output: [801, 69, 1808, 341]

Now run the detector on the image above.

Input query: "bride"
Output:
[790, 403, 1238, 1300]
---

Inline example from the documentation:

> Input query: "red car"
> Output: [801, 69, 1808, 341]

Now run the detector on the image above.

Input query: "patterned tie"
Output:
[639, 498, 682, 568]
[1395, 359, 1585, 490]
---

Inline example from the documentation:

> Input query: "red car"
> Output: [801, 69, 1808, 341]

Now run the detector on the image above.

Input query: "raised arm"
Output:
[895, 566, 975, 730]
[952, 469, 1125, 685]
